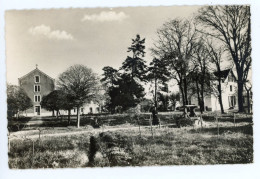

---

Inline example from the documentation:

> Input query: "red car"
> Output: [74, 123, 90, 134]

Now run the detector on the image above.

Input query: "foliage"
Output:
[106, 73, 145, 112]
[57, 64, 99, 127]
[146, 58, 170, 110]
[121, 34, 147, 81]
[101, 66, 119, 88]
[7, 84, 32, 117]
[41, 90, 64, 112]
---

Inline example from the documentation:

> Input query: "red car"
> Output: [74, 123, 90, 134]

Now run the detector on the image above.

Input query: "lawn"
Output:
[8, 113, 253, 168]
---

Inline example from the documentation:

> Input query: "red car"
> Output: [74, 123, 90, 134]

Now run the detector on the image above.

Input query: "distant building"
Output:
[188, 66, 251, 112]
[18, 66, 55, 116]
[19, 66, 101, 117]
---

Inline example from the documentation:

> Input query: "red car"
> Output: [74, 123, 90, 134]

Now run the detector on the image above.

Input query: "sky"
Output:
[5, 6, 201, 85]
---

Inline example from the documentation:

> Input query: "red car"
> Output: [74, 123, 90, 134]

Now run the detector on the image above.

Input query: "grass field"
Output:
[8, 112, 253, 168]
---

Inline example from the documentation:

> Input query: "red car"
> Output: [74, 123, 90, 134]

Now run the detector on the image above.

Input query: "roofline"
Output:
[18, 68, 55, 81]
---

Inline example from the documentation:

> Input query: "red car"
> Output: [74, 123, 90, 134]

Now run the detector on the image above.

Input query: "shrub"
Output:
[89, 132, 133, 166]
[176, 117, 194, 127]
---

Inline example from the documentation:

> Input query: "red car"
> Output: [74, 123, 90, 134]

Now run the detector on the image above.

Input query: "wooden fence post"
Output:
[150, 114, 154, 139]
[217, 116, 219, 137]
[233, 113, 236, 127]
[138, 116, 141, 137]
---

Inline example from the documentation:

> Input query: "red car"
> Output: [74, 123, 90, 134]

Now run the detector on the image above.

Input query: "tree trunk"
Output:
[247, 90, 250, 113]
[154, 77, 157, 110]
[200, 82, 205, 113]
[183, 77, 188, 105]
[218, 79, 225, 114]
[77, 106, 80, 128]
[68, 109, 71, 125]
[16, 111, 19, 119]
[52, 110, 55, 117]
[56, 110, 59, 119]
[237, 80, 244, 112]
[179, 84, 185, 106]
[195, 79, 202, 113]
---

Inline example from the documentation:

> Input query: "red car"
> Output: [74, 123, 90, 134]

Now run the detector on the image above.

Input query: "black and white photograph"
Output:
[1, 0, 259, 179]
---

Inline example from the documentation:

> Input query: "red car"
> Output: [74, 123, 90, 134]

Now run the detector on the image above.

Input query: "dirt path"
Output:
[8, 125, 155, 141]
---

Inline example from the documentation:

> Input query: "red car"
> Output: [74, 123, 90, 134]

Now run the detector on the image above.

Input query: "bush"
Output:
[176, 117, 194, 128]
[88, 132, 133, 166]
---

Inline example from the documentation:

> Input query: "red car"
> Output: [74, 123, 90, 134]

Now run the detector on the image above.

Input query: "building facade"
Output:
[19, 67, 55, 116]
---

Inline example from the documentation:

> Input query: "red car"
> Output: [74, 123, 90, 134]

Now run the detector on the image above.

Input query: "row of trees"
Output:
[102, 5, 251, 114]
[151, 5, 251, 114]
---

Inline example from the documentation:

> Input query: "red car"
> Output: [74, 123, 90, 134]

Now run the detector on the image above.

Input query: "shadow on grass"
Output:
[8, 117, 32, 132]
[38, 116, 78, 128]
[202, 116, 253, 123]
[189, 124, 253, 135]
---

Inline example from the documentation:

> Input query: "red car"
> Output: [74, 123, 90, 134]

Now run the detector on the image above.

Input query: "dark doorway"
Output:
[35, 106, 40, 115]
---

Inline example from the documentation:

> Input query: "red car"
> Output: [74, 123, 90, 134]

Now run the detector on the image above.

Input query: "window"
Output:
[81, 108, 84, 112]
[35, 76, 40, 83]
[34, 85, 40, 92]
[230, 85, 232, 92]
[34, 95, 41, 102]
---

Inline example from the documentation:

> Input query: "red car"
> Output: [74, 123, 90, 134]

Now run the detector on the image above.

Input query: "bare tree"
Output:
[197, 5, 251, 112]
[205, 39, 227, 114]
[151, 18, 198, 106]
[190, 38, 211, 113]
[57, 65, 99, 128]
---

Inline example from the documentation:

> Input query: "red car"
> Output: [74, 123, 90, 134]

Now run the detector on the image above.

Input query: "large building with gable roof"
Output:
[18, 66, 55, 116]
[18, 66, 101, 117]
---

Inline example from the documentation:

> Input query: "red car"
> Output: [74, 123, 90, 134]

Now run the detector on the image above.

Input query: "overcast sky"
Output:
[5, 6, 200, 85]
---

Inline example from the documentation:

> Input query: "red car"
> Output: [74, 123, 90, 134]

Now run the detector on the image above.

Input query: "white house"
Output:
[189, 68, 239, 112]
[59, 101, 101, 116]
[187, 66, 252, 112]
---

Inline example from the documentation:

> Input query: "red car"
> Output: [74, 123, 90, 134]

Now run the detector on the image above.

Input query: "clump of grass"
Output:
[9, 135, 90, 169]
